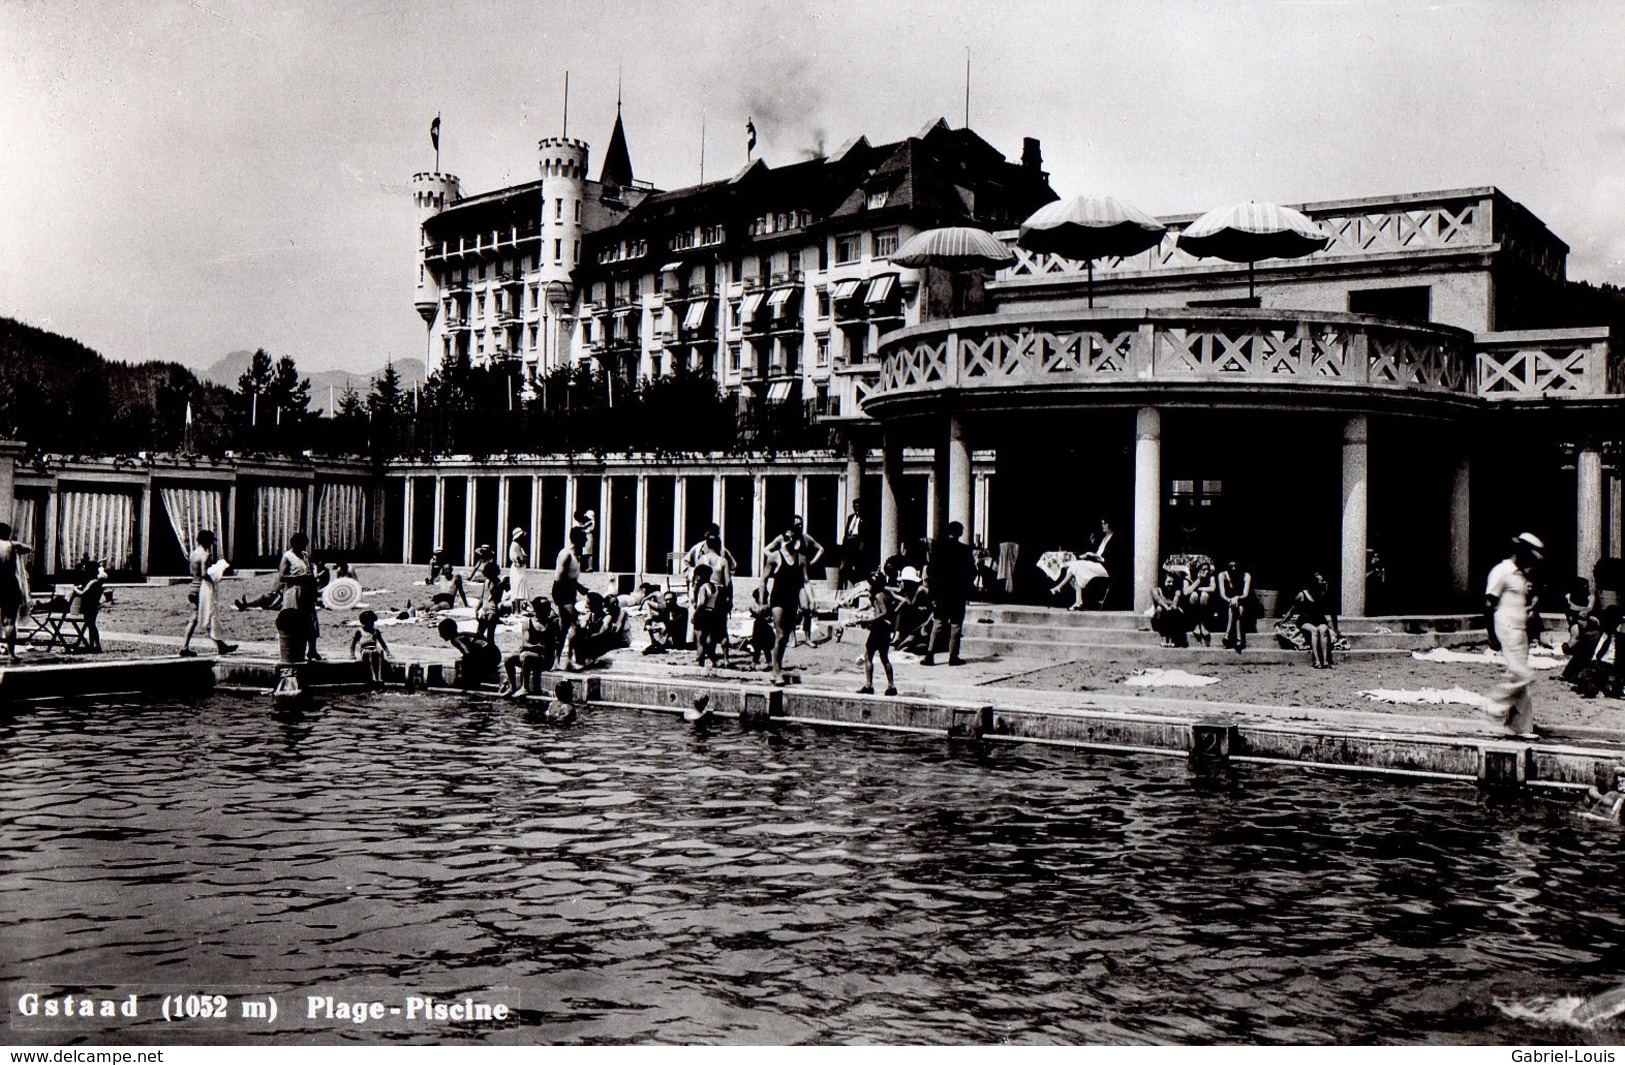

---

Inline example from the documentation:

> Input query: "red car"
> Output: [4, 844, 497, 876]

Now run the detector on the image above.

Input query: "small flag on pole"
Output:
[745, 116, 756, 156]
[430, 115, 441, 151]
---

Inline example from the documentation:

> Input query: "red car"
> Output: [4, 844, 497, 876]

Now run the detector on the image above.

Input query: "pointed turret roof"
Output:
[600, 106, 634, 188]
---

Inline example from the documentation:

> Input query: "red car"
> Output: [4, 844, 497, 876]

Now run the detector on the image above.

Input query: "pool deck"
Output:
[5, 624, 1624, 798]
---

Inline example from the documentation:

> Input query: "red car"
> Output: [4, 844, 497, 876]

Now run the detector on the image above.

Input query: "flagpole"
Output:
[699, 110, 706, 183]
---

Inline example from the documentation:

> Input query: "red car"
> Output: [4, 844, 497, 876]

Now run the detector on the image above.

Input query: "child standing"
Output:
[691, 564, 720, 673]
[350, 610, 390, 688]
[748, 584, 775, 671]
[856, 571, 898, 696]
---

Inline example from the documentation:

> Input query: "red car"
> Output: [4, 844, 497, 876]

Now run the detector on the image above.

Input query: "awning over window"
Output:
[830, 278, 863, 301]
[682, 299, 712, 330]
[767, 287, 797, 312]
[864, 274, 897, 305]
[660, 261, 684, 274]
[766, 380, 794, 403]
[739, 292, 766, 320]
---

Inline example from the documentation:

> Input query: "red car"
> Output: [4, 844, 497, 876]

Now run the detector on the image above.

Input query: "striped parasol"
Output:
[892, 226, 1015, 271]
[1177, 201, 1332, 298]
[1018, 195, 1167, 306]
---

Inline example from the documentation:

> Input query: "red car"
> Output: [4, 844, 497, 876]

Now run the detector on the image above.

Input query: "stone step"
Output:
[956, 634, 1413, 663]
[961, 604, 1494, 635]
[958, 619, 1480, 651]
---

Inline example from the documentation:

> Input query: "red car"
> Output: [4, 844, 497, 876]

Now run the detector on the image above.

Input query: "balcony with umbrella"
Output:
[1176, 201, 1332, 300]
[1016, 195, 1167, 307]
[893, 226, 1014, 319]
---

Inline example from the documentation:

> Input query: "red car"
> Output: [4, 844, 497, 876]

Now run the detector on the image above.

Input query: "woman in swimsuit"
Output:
[764, 532, 807, 686]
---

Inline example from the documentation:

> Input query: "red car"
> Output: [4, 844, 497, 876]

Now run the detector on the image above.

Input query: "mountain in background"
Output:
[198, 352, 428, 415]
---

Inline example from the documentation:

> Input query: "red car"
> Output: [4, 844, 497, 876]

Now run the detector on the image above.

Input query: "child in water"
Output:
[350, 610, 391, 688]
[855, 571, 898, 696]
[436, 616, 500, 689]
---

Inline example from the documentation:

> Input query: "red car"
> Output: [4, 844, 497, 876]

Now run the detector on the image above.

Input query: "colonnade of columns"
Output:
[405, 461, 942, 577]
[880, 407, 1524, 619]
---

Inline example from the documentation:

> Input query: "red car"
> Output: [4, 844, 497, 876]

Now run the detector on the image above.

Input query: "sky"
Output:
[4, 0, 1625, 375]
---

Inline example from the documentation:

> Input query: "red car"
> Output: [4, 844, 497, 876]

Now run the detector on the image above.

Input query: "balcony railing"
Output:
[1474, 328, 1620, 399]
[995, 188, 1567, 287]
[872, 310, 1477, 405]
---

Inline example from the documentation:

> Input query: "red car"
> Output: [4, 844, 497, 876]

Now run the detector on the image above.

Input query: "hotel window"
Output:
[866, 189, 890, 210]
[835, 233, 861, 264]
[729, 343, 742, 372]
[418, 265, 424, 283]
[574, 240, 580, 262]
[555, 198, 564, 221]
[816, 292, 830, 319]
[874, 228, 899, 258]
[815, 335, 830, 367]
[529, 326, 538, 349]
[789, 249, 802, 274]
[554, 239, 563, 263]
[476, 294, 486, 316]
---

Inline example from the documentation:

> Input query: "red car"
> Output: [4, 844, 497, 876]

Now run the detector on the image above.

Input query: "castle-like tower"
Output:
[535, 138, 588, 376]
[411, 172, 461, 326]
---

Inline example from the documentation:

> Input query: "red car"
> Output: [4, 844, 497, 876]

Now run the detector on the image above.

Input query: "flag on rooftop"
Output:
[430, 115, 440, 152]
[745, 117, 756, 155]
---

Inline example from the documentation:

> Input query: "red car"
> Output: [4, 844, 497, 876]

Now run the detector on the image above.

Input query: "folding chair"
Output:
[22, 585, 91, 652]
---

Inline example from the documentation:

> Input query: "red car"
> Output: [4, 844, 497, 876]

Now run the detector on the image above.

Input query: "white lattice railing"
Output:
[996, 191, 1558, 283]
[1474, 329, 1618, 399]
[871, 311, 1480, 401]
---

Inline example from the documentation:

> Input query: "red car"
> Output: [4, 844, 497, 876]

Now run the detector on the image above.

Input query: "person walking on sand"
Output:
[179, 530, 236, 657]
[1485, 532, 1544, 738]
[0, 522, 33, 659]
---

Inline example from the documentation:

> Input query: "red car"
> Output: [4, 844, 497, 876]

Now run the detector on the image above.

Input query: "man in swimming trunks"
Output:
[0, 522, 33, 658]
[553, 526, 588, 671]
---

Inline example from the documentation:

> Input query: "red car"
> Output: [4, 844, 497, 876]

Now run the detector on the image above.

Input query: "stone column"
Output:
[0, 439, 19, 527]
[562, 474, 578, 548]
[1341, 414, 1369, 617]
[1578, 446, 1604, 586]
[598, 478, 613, 576]
[1609, 465, 1623, 561]
[401, 477, 415, 564]
[751, 472, 767, 574]
[1132, 407, 1162, 615]
[947, 415, 972, 536]
[794, 473, 808, 525]
[1449, 451, 1471, 598]
[672, 475, 688, 573]
[225, 479, 238, 563]
[528, 475, 542, 555]
[463, 475, 477, 563]
[136, 480, 153, 577]
[497, 476, 511, 552]
[634, 474, 649, 578]
[432, 476, 446, 553]
[844, 436, 865, 525]
[880, 434, 902, 563]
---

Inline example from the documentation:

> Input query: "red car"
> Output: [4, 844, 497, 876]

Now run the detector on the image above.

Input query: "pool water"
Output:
[3, 692, 1623, 1044]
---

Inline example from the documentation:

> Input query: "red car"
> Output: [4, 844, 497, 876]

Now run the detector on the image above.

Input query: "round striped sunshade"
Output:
[1017, 195, 1167, 260]
[892, 226, 1015, 271]
[1176, 201, 1332, 263]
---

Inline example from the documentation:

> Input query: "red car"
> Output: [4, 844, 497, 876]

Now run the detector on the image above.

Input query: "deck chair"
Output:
[23, 585, 92, 652]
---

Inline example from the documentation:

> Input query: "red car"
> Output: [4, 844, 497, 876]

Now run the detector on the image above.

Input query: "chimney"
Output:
[1021, 137, 1043, 174]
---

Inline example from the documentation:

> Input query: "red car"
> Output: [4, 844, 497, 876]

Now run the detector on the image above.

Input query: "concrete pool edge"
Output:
[3, 656, 1621, 796]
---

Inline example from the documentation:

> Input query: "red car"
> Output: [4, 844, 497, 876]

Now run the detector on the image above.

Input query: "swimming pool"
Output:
[2, 692, 1620, 1044]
